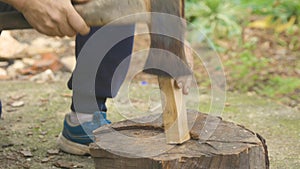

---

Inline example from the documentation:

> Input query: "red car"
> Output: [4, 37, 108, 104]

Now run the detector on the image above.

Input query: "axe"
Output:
[0, 0, 191, 144]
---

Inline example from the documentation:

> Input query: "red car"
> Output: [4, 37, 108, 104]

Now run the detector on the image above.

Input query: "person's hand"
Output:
[175, 42, 194, 95]
[15, 0, 90, 37]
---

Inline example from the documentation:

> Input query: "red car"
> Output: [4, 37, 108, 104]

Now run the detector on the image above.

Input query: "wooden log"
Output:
[90, 110, 269, 169]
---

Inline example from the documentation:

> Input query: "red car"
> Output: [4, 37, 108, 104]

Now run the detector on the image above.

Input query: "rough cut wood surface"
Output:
[90, 110, 269, 169]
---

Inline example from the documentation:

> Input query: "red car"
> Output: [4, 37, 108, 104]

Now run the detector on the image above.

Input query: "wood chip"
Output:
[6, 109, 17, 112]
[61, 93, 72, 98]
[26, 132, 33, 136]
[20, 150, 33, 157]
[1, 143, 14, 148]
[41, 157, 50, 163]
[47, 149, 59, 155]
[10, 94, 26, 101]
[10, 101, 25, 108]
[54, 160, 83, 169]
[40, 131, 48, 135]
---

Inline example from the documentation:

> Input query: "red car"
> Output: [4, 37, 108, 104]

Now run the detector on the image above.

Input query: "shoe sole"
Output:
[57, 133, 90, 155]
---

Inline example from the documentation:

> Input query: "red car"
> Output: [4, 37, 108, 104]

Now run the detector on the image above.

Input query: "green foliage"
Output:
[186, 0, 300, 104]
[236, 0, 275, 14]
[238, 0, 300, 22]
[185, 0, 300, 40]
[226, 46, 269, 92]
[273, 1, 300, 22]
[225, 41, 300, 100]
[185, 0, 245, 40]
[258, 76, 300, 98]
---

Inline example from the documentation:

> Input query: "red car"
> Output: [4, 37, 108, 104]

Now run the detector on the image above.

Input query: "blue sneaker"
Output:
[57, 111, 111, 155]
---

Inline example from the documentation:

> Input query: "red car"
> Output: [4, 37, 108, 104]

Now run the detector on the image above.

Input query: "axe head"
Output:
[144, 0, 191, 78]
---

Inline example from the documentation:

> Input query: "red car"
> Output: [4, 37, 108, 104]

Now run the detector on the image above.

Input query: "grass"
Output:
[186, 0, 300, 108]
[258, 76, 300, 97]
[0, 80, 299, 168]
[0, 80, 94, 169]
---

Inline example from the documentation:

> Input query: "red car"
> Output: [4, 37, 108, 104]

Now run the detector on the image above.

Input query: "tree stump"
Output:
[90, 110, 269, 169]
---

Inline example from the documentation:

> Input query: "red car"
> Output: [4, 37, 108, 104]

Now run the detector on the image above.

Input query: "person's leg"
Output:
[58, 25, 135, 155]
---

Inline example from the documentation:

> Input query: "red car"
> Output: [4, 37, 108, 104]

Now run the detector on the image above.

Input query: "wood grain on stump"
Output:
[90, 110, 269, 169]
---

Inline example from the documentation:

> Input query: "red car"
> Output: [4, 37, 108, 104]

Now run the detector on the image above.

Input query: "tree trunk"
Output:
[90, 110, 269, 169]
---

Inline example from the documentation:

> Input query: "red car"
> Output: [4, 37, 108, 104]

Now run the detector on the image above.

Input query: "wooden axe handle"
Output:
[0, 11, 31, 30]
[0, 0, 149, 30]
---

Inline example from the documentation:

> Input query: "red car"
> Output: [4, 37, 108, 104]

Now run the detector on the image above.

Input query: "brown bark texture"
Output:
[90, 110, 269, 169]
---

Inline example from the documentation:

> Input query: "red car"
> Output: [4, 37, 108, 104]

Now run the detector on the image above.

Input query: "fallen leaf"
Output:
[47, 149, 59, 155]
[10, 101, 25, 108]
[26, 132, 33, 136]
[22, 162, 31, 169]
[61, 93, 72, 98]
[41, 157, 50, 163]
[54, 160, 83, 169]
[1, 143, 14, 148]
[40, 131, 47, 135]
[6, 155, 16, 160]
[10, 94, 26, 101]
[20, 150, 33, 157]
[39, 98, 49, 103]
[6, 109, 17, 112]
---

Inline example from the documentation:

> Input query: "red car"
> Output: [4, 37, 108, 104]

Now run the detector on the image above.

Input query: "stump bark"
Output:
[90, 110, 269, 169]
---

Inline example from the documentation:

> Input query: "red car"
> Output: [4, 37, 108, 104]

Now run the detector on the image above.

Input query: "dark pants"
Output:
[0, 2, 134, 113]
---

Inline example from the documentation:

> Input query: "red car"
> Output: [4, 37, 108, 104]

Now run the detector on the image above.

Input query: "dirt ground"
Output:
[0, 80, 299, 169]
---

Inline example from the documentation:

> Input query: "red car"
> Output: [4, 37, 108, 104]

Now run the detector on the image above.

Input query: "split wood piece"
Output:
[90, 110, 269, 169]
[158, 77, 190, 144]
[145, 0, 191, 144]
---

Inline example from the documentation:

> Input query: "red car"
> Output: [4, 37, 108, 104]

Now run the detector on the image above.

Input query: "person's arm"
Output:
[1, 0, 90, 37]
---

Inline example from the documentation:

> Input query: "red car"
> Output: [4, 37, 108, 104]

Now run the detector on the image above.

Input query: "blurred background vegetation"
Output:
[185, 0, 300, 109]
